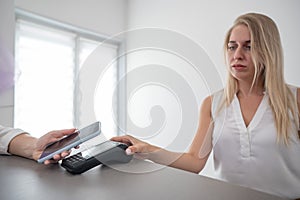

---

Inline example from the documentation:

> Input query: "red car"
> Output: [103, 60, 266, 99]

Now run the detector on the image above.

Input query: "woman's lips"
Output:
[232, 64, 246, 70]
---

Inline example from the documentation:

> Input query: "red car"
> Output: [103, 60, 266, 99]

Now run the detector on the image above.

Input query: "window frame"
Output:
[14, 8, 126, 136]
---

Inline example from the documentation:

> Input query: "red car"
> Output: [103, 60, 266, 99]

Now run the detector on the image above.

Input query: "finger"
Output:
[125, 145, 142, 155]
[44, 159, 58, 165]
[111, 136, 134, 145]
[44, 160, 51, 165]
[52, 154, 61, 160]
[42, 128, 77, 145]
[125, 147, 135, 155]
[43, 152, 70, 165]
[60, 151, 71, 158]
[43, 157, 58, 165]
[51, 128, 77, 138]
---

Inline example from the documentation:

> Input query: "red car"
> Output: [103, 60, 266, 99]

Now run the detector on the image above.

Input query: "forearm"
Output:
[8, 133, 37, 160]
[147, 147, 207, 173]
[111, 135, 208, 173]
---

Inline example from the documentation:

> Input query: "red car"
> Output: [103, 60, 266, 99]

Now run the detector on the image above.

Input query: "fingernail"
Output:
[126, 148, 133, 155]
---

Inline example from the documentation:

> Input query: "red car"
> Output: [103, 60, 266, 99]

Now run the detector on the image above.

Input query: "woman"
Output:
[111, 13, 300, 199]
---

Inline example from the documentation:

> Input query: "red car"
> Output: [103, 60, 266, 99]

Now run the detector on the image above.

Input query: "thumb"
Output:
[125, 146, 136, 155]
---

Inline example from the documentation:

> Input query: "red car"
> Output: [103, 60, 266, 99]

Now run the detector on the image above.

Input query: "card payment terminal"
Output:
[61, 141, 133, 174]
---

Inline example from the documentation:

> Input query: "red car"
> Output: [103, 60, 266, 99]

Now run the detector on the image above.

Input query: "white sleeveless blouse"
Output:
[211, 87, 300, 199]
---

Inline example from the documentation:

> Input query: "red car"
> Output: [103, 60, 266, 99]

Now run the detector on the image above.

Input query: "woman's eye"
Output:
[244, 45, 251, 50]
[228, 46, 236, 51]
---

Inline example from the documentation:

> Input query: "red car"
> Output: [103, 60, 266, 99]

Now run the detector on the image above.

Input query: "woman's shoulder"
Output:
[287, 84, 299, 92]
[201, 89, 226, 117]
[211, 89, 225, 103]
[287, 84, 300, 98]
[287, 84, 300, 109]
[201, 89, 224, 105]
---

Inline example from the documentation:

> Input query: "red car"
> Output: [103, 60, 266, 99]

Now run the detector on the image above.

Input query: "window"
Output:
[14, 10, 121, 138]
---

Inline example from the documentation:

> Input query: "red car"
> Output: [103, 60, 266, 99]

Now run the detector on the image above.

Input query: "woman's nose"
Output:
[233, 47, 244, 60]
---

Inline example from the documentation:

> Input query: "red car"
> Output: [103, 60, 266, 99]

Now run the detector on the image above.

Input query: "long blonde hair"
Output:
[222, 13, 299, 144]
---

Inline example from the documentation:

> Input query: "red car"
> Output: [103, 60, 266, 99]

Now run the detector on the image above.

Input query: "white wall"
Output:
[14, 0, 127, 37]
[0, 0, 15, 126]
[126, 0, 300, 85]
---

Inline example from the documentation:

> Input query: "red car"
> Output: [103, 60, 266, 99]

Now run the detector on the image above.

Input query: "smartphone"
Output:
[37, 121, 101, 163]
[61, 141, 133, 174]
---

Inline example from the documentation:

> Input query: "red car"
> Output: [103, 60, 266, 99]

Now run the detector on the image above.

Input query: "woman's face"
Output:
[227, 24, 256, 83]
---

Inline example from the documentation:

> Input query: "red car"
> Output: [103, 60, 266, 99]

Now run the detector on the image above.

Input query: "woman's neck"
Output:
[237, 81, 265, 97]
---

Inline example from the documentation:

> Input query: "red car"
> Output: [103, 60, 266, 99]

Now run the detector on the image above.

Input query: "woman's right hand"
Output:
[110, 135, 160, 159]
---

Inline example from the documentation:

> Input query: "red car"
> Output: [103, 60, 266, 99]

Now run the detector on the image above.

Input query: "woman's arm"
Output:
[112, 95, 214, 174]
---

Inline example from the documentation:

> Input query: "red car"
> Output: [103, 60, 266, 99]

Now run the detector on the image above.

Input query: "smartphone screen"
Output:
[37, 121, 101, 163]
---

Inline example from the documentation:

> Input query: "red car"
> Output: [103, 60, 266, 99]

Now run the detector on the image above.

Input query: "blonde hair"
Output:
[222, 13, 299, 144]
